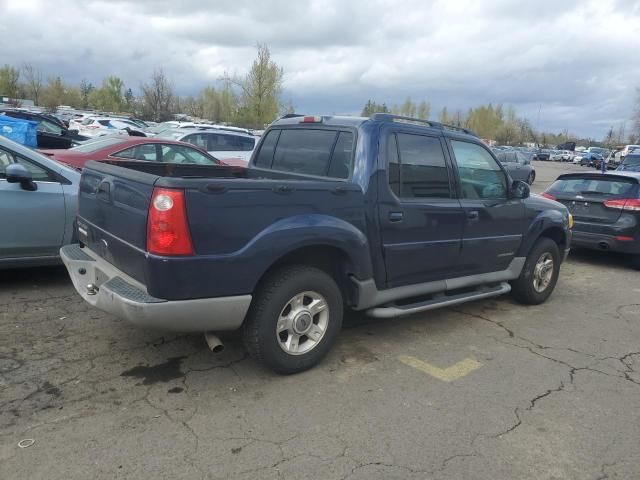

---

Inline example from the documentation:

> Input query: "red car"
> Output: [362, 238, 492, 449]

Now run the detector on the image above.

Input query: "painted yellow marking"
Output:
[398, 355, 482, 382]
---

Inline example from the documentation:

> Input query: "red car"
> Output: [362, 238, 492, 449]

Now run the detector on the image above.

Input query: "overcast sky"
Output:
[2, 0, 639, 138]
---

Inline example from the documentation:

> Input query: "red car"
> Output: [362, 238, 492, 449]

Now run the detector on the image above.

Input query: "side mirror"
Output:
[510, 180, 529, 199]
[6, 163, 37, 191]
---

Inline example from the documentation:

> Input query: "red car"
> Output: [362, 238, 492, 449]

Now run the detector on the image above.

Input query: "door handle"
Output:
[467, 210, 479, 221]
[389, 212, 404, 222]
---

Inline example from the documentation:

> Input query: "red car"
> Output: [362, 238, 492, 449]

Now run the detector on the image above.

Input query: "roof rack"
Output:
[279, 113, 305, 119]
[371, 113, 477, 137]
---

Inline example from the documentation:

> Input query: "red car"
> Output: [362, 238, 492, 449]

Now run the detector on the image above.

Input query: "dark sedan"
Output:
[542, 172, 640, 269]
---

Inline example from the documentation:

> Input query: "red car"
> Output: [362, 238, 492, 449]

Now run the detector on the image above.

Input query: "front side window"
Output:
[451, 140, 507, 200]
[38, 119, 63, 135]
[0, 147, 55, 182]
[387, 133, 451, 198]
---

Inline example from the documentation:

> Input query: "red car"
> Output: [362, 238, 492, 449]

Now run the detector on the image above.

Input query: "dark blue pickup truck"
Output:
[61, 114, 572, 373]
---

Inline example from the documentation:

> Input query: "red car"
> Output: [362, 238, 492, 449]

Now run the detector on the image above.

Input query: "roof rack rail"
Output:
[279, 113, 305, 119]
[370, 113, 477, 137]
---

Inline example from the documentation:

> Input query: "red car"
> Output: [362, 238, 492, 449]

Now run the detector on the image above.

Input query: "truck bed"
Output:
[77, 160, 369, 301]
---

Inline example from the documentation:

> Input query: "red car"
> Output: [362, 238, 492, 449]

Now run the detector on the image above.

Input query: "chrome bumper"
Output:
[60, 244, 251, 332]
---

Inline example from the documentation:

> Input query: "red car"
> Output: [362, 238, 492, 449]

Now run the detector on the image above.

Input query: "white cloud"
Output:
[1, 0, 639, 137]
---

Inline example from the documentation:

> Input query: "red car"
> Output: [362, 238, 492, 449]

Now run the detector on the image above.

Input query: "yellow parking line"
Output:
[398, 355, 482, 382]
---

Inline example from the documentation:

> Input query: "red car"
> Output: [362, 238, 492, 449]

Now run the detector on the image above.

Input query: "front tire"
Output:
[527, 171, 536, 185]
[511, 237, 561, 305]
[243, 265, 343, 374]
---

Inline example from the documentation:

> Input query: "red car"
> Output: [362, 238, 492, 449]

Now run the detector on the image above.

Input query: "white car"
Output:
[156, 128, 257, 163]
[621, 145, 640, 158]
[77, 117, 144, 138]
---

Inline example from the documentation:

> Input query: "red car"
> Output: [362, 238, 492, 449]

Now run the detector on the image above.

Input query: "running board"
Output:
[366, 282, 511, 319]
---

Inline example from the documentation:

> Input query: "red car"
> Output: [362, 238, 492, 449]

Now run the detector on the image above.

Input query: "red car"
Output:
[39, 137, 247, 169]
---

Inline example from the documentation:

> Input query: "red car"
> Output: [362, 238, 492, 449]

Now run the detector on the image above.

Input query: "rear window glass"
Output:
[70, 137, 126, 152]
[620, 156, 640, 169]
[548, 177, 636, 197]
[256, 128, 353, 179]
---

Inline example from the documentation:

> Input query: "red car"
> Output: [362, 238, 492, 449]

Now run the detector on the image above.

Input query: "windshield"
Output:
[70, 137, 126, 152]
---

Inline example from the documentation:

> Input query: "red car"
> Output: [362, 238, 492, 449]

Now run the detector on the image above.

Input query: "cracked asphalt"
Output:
[1, 161, 639, 480]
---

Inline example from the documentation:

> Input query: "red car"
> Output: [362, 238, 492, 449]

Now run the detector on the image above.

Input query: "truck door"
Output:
[447, 139, 525, 275]
[377, 129, 465, 288]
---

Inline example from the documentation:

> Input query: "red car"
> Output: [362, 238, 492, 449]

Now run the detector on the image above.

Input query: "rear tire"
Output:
[631, 255, 640, 271]
[511, 237, 561, 305]
[242, 265, 343, 374]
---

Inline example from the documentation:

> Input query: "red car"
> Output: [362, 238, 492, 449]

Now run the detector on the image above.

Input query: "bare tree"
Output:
[22, 63, 43, 105]
[140, 69, 175, 121]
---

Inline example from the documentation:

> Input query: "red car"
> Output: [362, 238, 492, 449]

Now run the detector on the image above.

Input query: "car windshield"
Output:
[70, 137, 126, 152]
[548, 177, 636, 197]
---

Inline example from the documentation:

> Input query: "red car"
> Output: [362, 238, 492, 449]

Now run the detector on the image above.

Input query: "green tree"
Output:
[400, 97, 416, 117]
[79, 79, 94, 109]
[41, 76, 66, 111]
[229, 43, 283, 128]
[417, 100, 430, 120]
[0, 65, 20, 99]
[89, 76, 126, 112]
[438, 106, 449, 124]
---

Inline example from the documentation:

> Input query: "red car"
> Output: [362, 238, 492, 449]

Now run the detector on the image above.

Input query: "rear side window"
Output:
[256, 128, 354, 179]
[389, 133, 451, 198]
[548, 178, 636, 197]
[272, 129, 336, 176]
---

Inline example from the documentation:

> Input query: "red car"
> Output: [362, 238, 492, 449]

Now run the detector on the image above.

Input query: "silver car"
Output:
[494, 150, 536, 184]
[0, 136, 80, 268]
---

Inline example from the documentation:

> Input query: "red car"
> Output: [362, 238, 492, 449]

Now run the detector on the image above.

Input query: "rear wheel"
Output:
[243, 265, 343, 374]
[511, 237, 561, 305]
[631, 255, 640, 271]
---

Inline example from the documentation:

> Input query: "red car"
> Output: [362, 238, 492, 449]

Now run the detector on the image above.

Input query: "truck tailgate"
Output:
[78, 161, 157, 284]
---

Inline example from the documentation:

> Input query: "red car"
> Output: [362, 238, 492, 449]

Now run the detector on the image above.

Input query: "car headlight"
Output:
[568, 213, 574, 229]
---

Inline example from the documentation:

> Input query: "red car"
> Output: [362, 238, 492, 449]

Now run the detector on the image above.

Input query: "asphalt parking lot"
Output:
[1, 161, 639, 480]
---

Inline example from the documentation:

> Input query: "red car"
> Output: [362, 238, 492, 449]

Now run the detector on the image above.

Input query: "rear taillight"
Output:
[540, 192, 556, 201]
[603, 199, 640, 211]
[147, 188, 194, 255]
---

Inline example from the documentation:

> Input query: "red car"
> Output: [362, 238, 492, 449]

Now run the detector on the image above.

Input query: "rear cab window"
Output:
[253, 127, 355, 179]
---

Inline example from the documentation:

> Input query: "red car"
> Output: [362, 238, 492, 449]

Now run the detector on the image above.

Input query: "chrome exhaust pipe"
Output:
[204, 332, 224, 353]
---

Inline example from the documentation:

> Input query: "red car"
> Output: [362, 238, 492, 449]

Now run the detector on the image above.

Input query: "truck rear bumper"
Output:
[60, 244, 251, 332]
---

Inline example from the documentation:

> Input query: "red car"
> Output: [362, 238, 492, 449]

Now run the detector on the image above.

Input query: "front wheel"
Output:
[527, 171, 536, 185]
[243, 265, 343, 374]
[511, 237, 561, 305]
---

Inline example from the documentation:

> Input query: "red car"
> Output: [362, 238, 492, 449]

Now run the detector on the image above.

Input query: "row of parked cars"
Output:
[0, 107, 261, 167]
[2, 112, 638, 374]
